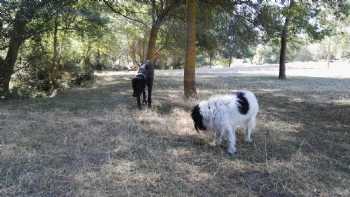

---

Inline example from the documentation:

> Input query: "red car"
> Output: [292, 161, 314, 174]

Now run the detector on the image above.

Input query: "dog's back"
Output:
[204, 90, 258, 126]
[193, 90, 259, 154]
[138, 61, 154, 80]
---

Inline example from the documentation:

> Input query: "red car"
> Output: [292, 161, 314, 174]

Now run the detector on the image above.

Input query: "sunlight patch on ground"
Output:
[200, 61, 350, 78]
[94, 71, 135, 76]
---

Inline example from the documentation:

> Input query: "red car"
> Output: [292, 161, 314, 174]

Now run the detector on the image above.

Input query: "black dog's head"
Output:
[132, 75, 146, 97]
[191, 104, 206, 132]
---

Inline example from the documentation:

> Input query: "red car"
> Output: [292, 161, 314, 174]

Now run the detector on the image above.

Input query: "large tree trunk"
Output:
[184, 0, 197, 98]
[0, 17, 26, 95]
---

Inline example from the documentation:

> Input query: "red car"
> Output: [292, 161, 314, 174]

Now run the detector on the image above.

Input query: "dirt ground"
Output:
[1, 67, 350, 197]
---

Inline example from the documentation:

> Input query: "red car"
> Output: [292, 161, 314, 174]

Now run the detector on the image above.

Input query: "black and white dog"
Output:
[132, 60, 154, 109]
[191, 90, 259, 155]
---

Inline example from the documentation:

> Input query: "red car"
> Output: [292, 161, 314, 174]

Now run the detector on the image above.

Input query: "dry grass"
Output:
[1, 70, 350, 197]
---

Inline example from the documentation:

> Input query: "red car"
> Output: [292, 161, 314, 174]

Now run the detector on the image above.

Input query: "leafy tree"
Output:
[103, 0, 182, 63]
[0, 0, 75, 96]
[258, 0, 349, 79]
[215, 2, 261, 67]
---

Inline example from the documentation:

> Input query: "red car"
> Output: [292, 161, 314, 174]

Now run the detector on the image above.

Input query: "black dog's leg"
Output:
[142, 89, 147, 104]
[132, 78, 137, 97]
[137, 95, 142, 109]
[147, 78, 153, 107]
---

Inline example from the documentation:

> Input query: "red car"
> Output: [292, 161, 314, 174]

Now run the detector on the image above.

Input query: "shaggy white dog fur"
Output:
[191, 90, 259, 155]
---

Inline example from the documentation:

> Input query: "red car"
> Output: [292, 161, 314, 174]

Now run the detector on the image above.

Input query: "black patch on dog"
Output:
[237, 92, 249, 115]
[191, 104, 206, 132]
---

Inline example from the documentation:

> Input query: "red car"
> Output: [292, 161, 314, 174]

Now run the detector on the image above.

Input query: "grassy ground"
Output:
[1, 69, 350, 197]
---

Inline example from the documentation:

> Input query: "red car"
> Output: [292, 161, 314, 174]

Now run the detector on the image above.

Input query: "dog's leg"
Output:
[215, 129, 224, 146]
[142, 89, 147, 104]
[147, 78, 153, 107]
[137, 95, 142, 109]
[245, 117, 256, 143]
[226, 127, 237, 155]
[132, 78, 137, 97]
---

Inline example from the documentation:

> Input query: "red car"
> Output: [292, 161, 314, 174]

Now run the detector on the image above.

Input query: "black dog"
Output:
[132, 60, 154, 109]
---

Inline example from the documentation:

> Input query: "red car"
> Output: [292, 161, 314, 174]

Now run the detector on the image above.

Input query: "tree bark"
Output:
[184, 0, 197, 98]
[146, 24, 161, 62]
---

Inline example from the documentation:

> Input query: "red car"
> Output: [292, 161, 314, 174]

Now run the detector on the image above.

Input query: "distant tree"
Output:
[216, 5, 260, 67]
[196, 1, 262, 67]
[258, 0, 350, 79]
[184, 0, 197, 98]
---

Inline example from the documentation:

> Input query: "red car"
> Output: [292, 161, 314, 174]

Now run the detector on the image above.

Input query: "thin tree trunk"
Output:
[129, 41, 137, 66]
[50, 14, 59, 89]
[184, 0, 197, 98]
[279, 17, 288, 80]
[279, 0, 294, 80]
[228, 55, 233, 68]
[209, 55, 212, 68]
[327, 37, 331, 69]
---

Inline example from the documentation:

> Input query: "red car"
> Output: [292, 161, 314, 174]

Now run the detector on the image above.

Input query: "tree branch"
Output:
[102, 0, 148, 27]
[155, 0, 182, 26]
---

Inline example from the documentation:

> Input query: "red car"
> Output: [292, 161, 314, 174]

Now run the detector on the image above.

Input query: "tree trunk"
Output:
[146, 24, 160, 62]
[228, 55, 233, 68]
[279, 0, 294, 80]
[184, 0, 197, 98]
[327, 37, 331, 69]
[278, 17, 288, 80]
[0, 16, 26, 95]
[209, 55, 212, 68]
[50, 14, 60, 89]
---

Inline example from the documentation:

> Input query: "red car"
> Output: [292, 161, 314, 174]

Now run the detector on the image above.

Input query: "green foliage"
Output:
[4, 0, 112, 96]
